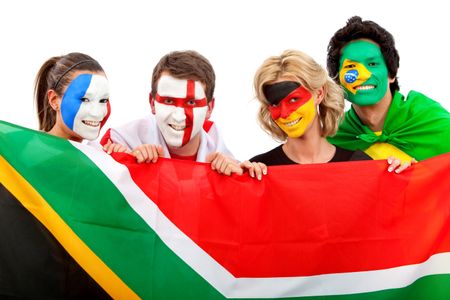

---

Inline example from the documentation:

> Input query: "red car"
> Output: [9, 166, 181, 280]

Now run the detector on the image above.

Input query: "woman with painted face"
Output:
[34, 52, 125, 152]
[241, 50, 411, 178]
[7, 53, 114, 298]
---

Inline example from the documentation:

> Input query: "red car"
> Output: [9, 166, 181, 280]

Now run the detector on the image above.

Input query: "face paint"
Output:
[61, 74, 110, 140]
[339, 40, 390, 106]
[265, 83, 316, 138]
[154, 75, 208, 147]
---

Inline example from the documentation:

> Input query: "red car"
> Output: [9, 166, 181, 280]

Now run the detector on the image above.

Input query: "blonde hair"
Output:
[254, 49, 344, 141]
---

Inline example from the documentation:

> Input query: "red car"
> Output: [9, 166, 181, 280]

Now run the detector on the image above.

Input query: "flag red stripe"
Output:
[120, 154, 450, 277]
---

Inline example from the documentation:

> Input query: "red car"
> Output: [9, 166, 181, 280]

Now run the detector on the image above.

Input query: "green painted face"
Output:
[339, 40, 390, 106]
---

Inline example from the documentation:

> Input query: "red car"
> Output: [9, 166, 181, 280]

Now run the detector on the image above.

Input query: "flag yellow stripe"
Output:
[0, 155, 140, 300]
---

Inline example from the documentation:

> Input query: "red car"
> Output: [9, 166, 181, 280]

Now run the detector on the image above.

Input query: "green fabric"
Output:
[328, 91, 450, 160]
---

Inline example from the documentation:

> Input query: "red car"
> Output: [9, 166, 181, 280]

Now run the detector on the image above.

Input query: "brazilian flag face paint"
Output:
[339, 40, 390, 106]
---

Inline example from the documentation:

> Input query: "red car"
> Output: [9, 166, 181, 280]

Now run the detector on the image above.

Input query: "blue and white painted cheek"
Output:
[61, 74, 110, 140]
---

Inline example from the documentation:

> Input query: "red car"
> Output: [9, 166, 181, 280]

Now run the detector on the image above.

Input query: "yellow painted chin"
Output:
[339, 59, 372, 95]
[275, 99, 316, 138]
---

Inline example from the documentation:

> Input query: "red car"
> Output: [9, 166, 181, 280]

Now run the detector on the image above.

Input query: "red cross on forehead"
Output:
[186, 80, 195, 99]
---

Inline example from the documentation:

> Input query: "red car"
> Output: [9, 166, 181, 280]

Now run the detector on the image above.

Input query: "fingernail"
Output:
[388, 167, 393, 172]
[257, 175, 262, 180]
[263, 170, 267, 175]
[395, 169, 400, 174]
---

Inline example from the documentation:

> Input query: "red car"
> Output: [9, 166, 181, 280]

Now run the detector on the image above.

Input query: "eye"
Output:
[289, 98, 299, 103]
[81, 97, 90, 102]
[368, 62, 377, 67]
[186, 100, 197, 106]
[271, 103, 279, 108]
[344, 64, 356, 69]
[99, 98, 109, 103]
[164, 98, 174, 105]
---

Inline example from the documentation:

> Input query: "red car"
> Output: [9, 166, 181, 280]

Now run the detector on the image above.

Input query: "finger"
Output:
[156, 145, 164, 157]
[395, 161, 411, 174]
[150, 145, 159, 163]
[103, 139, 112, 152]
[254, 164, 263, 180]
[388, 158, 402, 172]
[387, 156, 394, 164]
[142, 145, 153, 163]
[258, 162, 268, 176]
[132, 148, 145, 163]
[205, 152, 217, 164]
[411, 158, 418, 164]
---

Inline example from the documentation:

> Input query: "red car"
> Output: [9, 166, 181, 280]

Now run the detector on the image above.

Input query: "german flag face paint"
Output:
[154, 75, 208, 148]
[339, 40, 390, 106]
[265, 82, 316, 138]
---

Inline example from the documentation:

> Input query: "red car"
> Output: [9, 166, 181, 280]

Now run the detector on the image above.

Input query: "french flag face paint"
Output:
[61, 74, 110, 141]
[154, 75, 208, 148]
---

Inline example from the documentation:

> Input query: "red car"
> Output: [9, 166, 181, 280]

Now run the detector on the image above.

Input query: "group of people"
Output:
[5, 15, 450, 298]
[36, 16, 450, 181]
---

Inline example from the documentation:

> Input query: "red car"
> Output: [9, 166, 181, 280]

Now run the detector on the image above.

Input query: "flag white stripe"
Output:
[73, 142, 450, 298]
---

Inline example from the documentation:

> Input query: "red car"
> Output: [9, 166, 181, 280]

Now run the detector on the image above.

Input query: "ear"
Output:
[47, 89, 60, 111]
[388, 76, 395, 84]
[149, 92, 156, 114]
[314, 86, 325, 105]
[206, 97, 215, 119]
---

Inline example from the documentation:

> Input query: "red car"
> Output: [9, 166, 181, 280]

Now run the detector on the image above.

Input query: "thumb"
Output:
[156, 145, 164, 157]
[205, 152, 217, 163]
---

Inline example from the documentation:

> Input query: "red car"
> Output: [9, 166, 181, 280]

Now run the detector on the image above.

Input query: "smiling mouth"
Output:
[169, 124, 186, 131]
[82, 120, 101, 127]
[283, 117, 302, 127]
[355, 85, 376, 91]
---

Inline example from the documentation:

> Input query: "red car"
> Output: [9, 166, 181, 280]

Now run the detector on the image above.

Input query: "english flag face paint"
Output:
[265, 82, 316, 138]
[154, 75, 208, 147]
[61, 74, 110, 140]
[339, 40, 390, 106]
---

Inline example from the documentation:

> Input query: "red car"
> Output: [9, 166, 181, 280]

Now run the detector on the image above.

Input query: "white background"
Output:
[1, 0, 448, 160]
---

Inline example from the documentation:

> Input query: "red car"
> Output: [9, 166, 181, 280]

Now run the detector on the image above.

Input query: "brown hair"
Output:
[151, 50, 215, 102]
[254, 50, 345, 141]
[34, 52, 104, 131]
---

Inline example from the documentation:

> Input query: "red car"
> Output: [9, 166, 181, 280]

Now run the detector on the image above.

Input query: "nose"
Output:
[89, 102, 106, 119]
[172, 107, 186, 122]
[279, 102, 292, 119]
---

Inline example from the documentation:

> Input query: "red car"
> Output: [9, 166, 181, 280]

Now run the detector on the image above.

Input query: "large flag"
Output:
[1, 120, 450, 299]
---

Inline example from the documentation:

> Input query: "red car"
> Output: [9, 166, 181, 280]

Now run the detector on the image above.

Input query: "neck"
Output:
[167, 133, 201, 157]
[352, 90, 393, 132]
[47, 124, 82, 143]
[282, 118, 336, 164]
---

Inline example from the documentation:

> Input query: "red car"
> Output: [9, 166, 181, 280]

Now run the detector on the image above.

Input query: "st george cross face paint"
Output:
[154, 75, 208, 148]
[339, 40, 390, 106]
[266, 83, 316, 138]
[61, 74, 110, 141]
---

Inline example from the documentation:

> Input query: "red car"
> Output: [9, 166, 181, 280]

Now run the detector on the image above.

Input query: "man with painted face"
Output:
[102, 50, 241, 175]
[327, 16, 450, 165]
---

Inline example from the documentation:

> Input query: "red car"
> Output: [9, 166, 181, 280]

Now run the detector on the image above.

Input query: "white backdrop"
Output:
[1, 0, 448, 160]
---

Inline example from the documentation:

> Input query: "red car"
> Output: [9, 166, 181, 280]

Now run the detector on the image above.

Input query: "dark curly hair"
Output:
[327, 16, 400, 94]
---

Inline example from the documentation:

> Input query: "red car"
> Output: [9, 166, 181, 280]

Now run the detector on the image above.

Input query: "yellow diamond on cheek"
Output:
[339, 59, 372, 95]
[275, 98, 316, 138]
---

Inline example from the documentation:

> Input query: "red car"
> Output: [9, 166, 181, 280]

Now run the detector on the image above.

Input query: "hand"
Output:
[240, 160, 267, 180]
[103, 139, 129, 154]
[387, 156, 418, 174]
[132, 144, 163, 163]
[206, 152, 243, 176]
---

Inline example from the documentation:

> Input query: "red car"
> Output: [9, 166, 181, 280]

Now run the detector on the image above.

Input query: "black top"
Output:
[250, 145, 371, 166]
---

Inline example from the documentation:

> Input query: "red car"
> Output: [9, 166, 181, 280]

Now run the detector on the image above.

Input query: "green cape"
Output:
[328, 90, 450, 161]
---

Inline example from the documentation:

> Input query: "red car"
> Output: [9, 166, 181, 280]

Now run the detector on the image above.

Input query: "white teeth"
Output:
[284, 118, 301, 127]
[170, 124, 186, 131]
[82, 120, 100, 127]
[355, 85, 375, 90]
